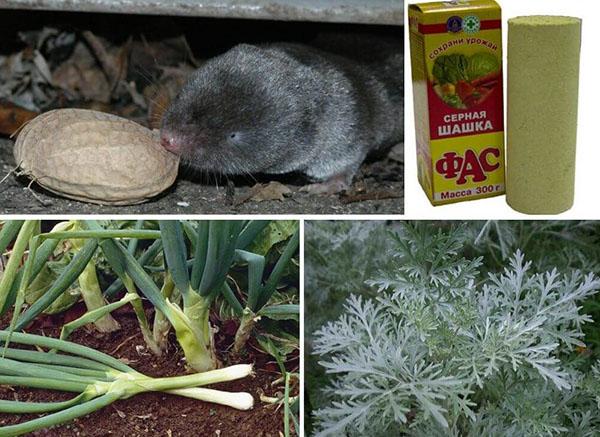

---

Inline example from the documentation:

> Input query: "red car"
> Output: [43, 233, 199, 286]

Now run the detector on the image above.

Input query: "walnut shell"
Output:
[14, 108, 179, 205]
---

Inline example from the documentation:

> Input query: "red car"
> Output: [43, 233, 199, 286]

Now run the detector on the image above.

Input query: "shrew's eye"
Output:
[228, 132, 243, 144]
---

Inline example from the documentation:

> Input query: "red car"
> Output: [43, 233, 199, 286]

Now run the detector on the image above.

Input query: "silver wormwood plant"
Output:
[312, 224, 600, 436]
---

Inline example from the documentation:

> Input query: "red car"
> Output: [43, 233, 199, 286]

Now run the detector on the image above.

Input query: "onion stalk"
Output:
[55, 221, 120, 333]
[230, 227, 300, 355]
[0, 331, 254, 437]
[156, 220, 249, 371]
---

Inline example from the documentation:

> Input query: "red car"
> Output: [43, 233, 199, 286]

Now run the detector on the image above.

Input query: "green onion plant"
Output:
[0, 219, 298, 434]
[0, 331, 253, 437]
[1, 220, 297, 367]
[227, 227, 300, 355]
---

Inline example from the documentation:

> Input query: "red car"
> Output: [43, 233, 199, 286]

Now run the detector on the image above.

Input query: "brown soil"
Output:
[0, 306, 296, 436]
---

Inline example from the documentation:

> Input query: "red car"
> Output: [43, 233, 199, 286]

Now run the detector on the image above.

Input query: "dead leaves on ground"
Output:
[0, 27, 197, 128]
[0, 99, 39, 136]
[236, 182, 293, 205]
[233, 180, 400, 205]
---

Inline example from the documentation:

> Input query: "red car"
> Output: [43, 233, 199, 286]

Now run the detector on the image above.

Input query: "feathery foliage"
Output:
[308, 222, 600, 436]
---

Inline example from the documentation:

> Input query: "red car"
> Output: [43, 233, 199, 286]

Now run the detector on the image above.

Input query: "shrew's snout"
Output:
[160, 130, 183, 154]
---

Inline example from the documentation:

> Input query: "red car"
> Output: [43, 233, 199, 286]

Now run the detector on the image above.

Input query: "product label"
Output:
[409, 0, 505, 206]
[426, 34, 504, 141]
[431, 131, 505, 200]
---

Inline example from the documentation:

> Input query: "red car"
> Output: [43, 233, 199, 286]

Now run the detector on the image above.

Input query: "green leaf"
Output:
[258, 228, 299, 310]
[234, 250, 266, 312]
[248, 221, 298, 256]
[198, 222, 244, 296]
[259, 304, 299, 322]
[159, 221, 191, 298]
[0, 221, 24, 255]
[0, 221, 37, 311]
[221, 282, 243, 317]
[257, 332, 297, 371]
[256, 334, 286, 375]
[60, 294, 136, 341]
[16, 238, 98, 331]
[103, 239, 163, 299]
[191, 222, 209, 291]
[25, 254, 83, 315]
[236, 221, 270, 250]
[198, 222, 223, 295]
[1, 238, 60, 315]
[126, 220, 145, 255]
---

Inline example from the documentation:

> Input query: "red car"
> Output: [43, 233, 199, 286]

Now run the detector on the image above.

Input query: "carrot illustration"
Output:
[456, 80, 476, 102]
[471, 70, 502, 88]
[464, 86, 495, 108]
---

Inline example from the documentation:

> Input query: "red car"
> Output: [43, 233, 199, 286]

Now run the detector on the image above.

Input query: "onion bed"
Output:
[0, 219, 299, 435]
[0, 331, 253, 437]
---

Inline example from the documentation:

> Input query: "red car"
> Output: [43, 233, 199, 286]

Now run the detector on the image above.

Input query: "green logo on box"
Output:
[463, 15, 481, 34]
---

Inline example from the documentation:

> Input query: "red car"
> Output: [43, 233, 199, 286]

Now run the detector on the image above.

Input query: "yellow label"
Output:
[409, 0, 505, 206]
[431, 132, 505, 204]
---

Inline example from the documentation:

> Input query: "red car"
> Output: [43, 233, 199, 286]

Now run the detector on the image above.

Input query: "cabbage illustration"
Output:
[467, 52, 500, 80]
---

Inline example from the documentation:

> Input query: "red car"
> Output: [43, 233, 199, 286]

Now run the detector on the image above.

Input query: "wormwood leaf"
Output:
[310, 223, 600, 436]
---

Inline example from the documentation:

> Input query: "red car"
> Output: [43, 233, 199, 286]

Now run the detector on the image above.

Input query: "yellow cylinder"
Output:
[506, 16, 582, 214]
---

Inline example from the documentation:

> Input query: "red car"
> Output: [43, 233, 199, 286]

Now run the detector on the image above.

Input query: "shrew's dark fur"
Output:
[161, 38, 403, 184]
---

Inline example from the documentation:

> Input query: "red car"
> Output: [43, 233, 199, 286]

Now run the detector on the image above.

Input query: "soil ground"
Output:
[0, 138, 403, 214]
[0, 306, 296, 436]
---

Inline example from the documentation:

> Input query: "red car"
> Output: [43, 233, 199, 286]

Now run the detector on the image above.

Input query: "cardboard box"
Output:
[409, 0, 505, 205]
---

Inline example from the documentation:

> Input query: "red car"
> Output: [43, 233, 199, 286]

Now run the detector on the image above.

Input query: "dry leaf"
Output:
[52, 43, 112, 103]
[0, 99, 39, 136]
[242, 182, 292, 204]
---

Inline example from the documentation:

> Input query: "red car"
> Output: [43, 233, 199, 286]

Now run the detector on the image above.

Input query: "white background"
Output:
[404, 0, 600, 219]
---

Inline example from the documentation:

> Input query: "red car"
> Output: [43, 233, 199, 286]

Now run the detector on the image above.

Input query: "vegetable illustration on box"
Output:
[433, 51, 501, 109]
